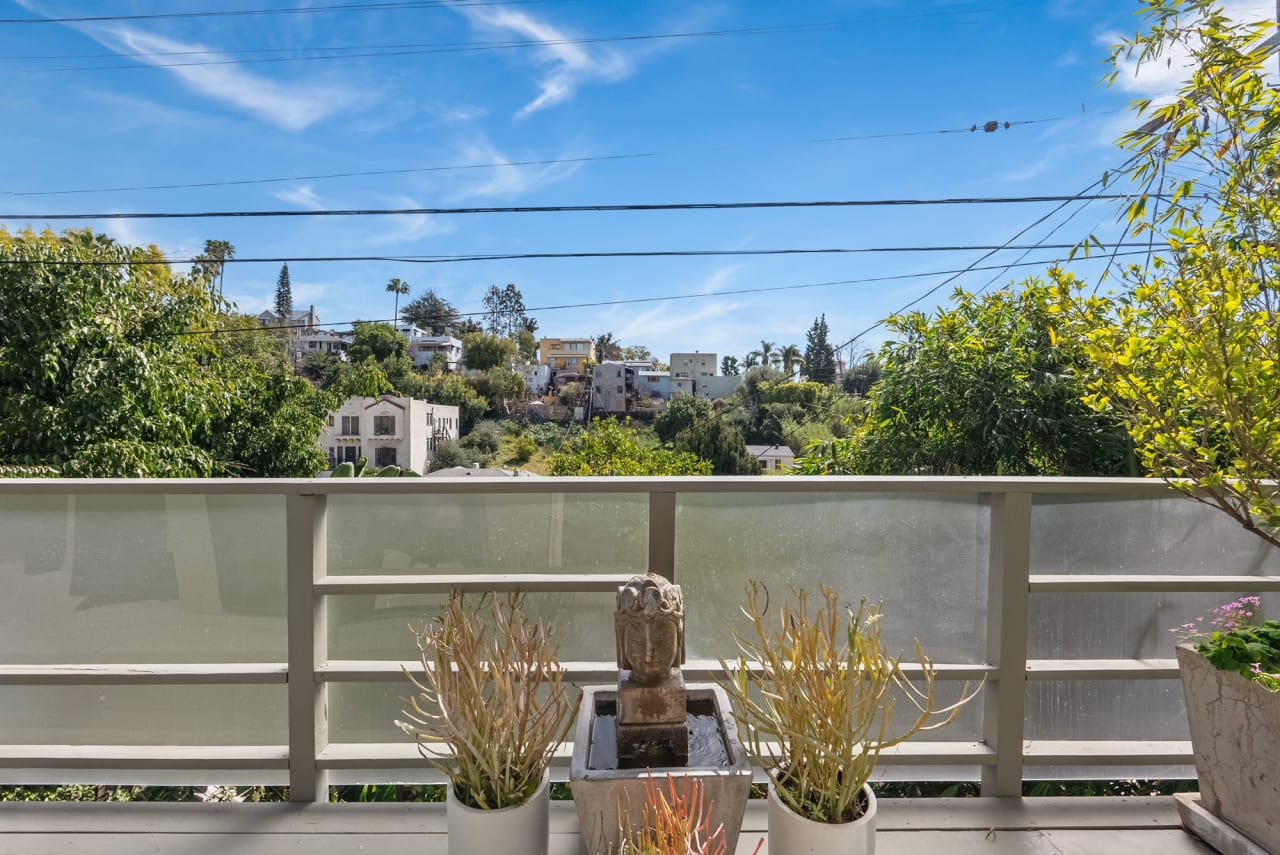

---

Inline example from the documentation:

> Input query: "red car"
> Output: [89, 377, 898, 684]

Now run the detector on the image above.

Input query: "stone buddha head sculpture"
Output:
[615, 573, 685, 685]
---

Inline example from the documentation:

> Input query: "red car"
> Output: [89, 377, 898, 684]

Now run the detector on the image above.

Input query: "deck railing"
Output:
[1, 476, 1277, 801]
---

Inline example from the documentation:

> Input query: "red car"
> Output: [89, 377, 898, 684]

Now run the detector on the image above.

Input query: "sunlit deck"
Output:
[0, 476, 1277, 854]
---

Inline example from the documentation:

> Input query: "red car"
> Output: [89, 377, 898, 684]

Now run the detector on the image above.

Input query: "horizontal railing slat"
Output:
[1025, 659, 1180, 680]
[315, 573, 634, 595]
[0, 664, 288, 686]
[1022, 741, 1192, 765]
[318, 741, 998, 770]
[0, 746, 289, 770]
[1028, 574, 1280, 593]
[318, 660, 997, 683]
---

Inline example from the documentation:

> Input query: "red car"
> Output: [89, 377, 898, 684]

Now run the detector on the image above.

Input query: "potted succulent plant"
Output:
[719, 583, 981, 854]
[614, 775, 758, 855]
[397, 592, 576, 855]
[1173, 596, 1280, 851]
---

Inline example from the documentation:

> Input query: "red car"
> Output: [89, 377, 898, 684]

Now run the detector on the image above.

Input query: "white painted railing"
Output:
[0, 476, 1277, 800]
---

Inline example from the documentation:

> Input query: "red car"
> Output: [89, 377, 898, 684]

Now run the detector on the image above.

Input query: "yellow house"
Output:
[538, 336, 595, 371]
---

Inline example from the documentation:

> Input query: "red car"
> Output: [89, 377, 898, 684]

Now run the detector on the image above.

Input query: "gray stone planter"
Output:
[569, 683, 752, 855]
[1176, 643, 1280, 853]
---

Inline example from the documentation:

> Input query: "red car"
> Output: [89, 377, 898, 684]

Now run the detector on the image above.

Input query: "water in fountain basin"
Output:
[586, 697, 732, 770]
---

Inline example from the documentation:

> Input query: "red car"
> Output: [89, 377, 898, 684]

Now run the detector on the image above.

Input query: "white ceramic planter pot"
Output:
[767, 782, 877, 854]
[1177, 644, 1280, 852]
[447, 772, 550, 855]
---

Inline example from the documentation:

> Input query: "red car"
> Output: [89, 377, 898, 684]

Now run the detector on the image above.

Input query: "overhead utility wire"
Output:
[3, 114, 1087, 198]
[151, 250, 1155, 341]
[817, 163, 1144, 373]
[9, 22, 889, 72]
[0, 0, 557, 25]
[0, 243, 1154, 269]
[0, 194, 1194, 222]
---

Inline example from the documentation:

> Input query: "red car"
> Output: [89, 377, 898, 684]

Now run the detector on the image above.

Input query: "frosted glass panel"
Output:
[331, 682, 432, 744]
[1031, 493, 1280, 575]
[0, 494, 286, 664]
[1025, 680, 1187, 741]
[326, 494, 647, 574]
[674, 493, 989, 663]
[328, 592, 616, 661]
[1029, 592, 1278, 660]
[0, 685, 285, 745]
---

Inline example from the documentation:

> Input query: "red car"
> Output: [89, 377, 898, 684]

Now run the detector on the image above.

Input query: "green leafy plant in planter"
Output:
[718, 584, 981, 850]
[397, 593, 576, 853]
[1173, 597, 1280, 693]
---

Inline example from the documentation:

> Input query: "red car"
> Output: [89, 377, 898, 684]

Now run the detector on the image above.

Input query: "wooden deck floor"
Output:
[0, 795, 1221, 854]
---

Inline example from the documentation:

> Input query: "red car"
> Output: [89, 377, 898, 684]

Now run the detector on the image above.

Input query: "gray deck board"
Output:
[0, 797, 1217, 855]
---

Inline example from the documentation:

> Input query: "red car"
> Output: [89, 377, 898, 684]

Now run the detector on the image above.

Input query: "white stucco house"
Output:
[746, 444, 796, 473]
[395, 324, 463, 371]
[318, 395, 460, 473]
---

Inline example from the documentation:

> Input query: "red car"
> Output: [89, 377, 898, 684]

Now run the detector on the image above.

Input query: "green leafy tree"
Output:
[594, 332, 622, 362]
[669, 418, 759, 475]
[481, 283, 531, 339]
[330, 357, 394, 399]
[654, 394, 716, 444]
[747, 340, 778, 370]
[842, 355, 882, 397]
[622, 345, 653, 362]
[401, 289, 461, 335]
[273, 263, 293, 323]
[468, 367, 526, 416]
[720, 355, 740, 376]
[462, 332, 517, 370]
[386, 277, 410, 323]
[0, 229, 325, 477]
[851, 281, 1133, 476]
[403, 372, 487, 433]
[515, 328, 538, 362]
[346, 321, 408, 364]
[803, 315, 836, 384]
[1051, 0, 1280, 547]
[548, 418, 712, 476]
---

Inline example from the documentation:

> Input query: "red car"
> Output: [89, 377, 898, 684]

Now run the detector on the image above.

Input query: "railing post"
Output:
[648, 490, 677, 581]
[981, 491, 1032, 797]
[286, 492, 330, 803]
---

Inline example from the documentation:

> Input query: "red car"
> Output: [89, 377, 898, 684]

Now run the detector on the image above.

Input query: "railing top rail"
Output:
[0, 475, 1185, 497]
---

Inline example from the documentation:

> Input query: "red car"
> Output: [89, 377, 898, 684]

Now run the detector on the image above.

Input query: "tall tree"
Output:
[386, 277, 410, 325]
[747, 340, 778, 369]
[623, 345, 653, 362]
[346, 321, 408, 364]
[273, 263, 293, 324]
[481, 283, 530, 339]
[548, 418, 711, 476]
[191, 239, 236, 298]
[720, 355, 740, 376]
[779, 344, 805, 377]
[461, 332, 517, 370]
[594, 331, 622, 362]
[401, 289, 461, 335]
[803, 315, 836, 384]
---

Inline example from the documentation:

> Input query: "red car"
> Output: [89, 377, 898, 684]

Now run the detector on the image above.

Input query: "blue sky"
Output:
[1, 0, 1272, 364]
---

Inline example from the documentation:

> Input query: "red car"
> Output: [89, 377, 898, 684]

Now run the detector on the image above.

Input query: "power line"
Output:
[7, 22, 880, 72]
[0, 243, 1155, 268]
[151, 250, 1156, 340]
[2, 113, 1097, 198]
[0, 0, 559, 25]
[0, 194, 1189, 222]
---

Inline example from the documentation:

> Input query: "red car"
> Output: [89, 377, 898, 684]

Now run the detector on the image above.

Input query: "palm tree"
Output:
[386, 277, 410, 325]
[743, 352, 761, 369]
[747, 340, 776, 369]
[780, 344, 805, 377]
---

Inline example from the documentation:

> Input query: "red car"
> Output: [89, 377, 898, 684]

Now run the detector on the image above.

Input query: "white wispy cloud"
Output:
[449, 136, 582, 199]
[452, 4, 632, 119]
[617, 299, 743, 343]
[272, 184, 327, 210]
[12, 0, 361, 132]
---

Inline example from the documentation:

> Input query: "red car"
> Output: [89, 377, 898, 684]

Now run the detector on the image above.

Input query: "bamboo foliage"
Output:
[719, 584, 982, 824]
[397, 592, 576, 810]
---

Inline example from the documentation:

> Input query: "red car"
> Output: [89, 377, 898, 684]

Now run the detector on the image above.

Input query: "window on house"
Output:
[566, 358, 577, 367]
[375, 446, 398, 467]
[340, 446, 360, 463]
[374, 415, 395, 435]
[327, 447, 336, 467]
[340, 415, 359, 436]
[327, 415, 335, 427]
[616, 370, 622, 378]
